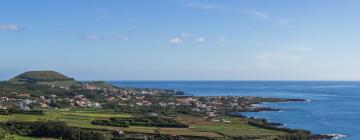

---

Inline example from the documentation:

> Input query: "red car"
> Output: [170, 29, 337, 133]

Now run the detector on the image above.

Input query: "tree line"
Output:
[1, 121, 106, 140]
[92, 116, 189, 128]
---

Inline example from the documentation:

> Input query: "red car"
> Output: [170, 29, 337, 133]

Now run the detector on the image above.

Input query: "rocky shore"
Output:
[236, 99, 345, 140]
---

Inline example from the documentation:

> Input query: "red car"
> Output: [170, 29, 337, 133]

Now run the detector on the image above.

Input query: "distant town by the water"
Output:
[0, 71, 344, 140]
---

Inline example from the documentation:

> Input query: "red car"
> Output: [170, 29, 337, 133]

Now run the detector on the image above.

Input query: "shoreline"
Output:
[235, 100, 346, 140]
[112, 82, 347, 139]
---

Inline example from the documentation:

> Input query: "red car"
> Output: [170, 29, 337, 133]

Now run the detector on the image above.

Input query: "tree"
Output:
[0, 128, 16, 140]
[94, 132, 106, 140]
[154, 128, 161, 137]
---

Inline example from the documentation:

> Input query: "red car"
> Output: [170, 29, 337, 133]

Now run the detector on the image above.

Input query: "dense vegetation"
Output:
[92, 116, 189, 128]
[2, 121, 106, 140]
[0, 109, 44, 115]
[9, 71, 74, 83]
[92, 119, 130, 127]
[247, 118, 312, 140]
[105, 104, 203, 117]
[0, 127, 16, 140]
[248, 118, 310, 134]
[0, 82, 74, 97]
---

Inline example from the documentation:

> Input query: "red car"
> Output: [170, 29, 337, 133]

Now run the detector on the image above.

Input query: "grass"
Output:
[14, 135, 58, 140]
[175, 115, 286, 137]
[0, 110, 223, 138]
[0, 110, 288, 139]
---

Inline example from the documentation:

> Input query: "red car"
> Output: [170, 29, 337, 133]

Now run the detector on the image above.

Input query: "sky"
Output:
[1, 0, 360, 81]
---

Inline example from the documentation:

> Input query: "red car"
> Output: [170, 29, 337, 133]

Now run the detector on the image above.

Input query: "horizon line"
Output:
[85, 80, 360, 82]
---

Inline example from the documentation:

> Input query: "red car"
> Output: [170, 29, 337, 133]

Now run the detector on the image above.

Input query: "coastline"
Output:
[110, 81, 356, 139]
[237, 99, 347, 140]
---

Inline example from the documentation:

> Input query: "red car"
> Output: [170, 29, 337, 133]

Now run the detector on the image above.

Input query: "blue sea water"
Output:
[109, 81, 360, 140]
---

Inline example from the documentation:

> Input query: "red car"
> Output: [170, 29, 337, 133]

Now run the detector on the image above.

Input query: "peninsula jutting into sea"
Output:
[0, 71, 340, 139]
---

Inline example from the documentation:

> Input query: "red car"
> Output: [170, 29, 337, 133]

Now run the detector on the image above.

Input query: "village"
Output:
[0, 81, 300, 120]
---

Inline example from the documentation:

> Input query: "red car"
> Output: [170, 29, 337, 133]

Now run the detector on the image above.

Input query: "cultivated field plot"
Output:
[175, 116, 287, 137]
[0, 110, 287, 139]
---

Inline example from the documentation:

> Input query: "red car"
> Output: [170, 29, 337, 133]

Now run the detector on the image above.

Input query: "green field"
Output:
[0, 109, 289, 139]
[175, 116, 287, 138]
[14, 135, 58, 140]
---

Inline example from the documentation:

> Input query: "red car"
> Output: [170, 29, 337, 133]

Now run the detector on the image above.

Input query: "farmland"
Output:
[0, 109, 293, 139]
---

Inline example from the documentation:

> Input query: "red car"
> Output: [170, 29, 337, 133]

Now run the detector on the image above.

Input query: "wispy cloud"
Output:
[219, 37, 227, 42]
[116, 35, 129, 41]
[185, 3, 230, 11]
[0, 24, 23, 32]
[120, 36, 129, 41]
[169, 37, 183, 44]
[194, 37, 205, 43]
[184, 2, 271, 20]
[82, 35, 98, 40]
[181, 32, 193, 37]
[131, 25, 137, 30]
[97, 13, 111, 20]
[247, 11, 270, 19]
[96, 9, 112, 20]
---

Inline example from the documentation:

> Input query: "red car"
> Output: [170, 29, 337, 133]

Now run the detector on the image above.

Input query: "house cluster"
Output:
[0, 82, 183, 111]
[0, 83, 262, 119]
[0, 91, 103, 110]
[69, 95, 101, 108]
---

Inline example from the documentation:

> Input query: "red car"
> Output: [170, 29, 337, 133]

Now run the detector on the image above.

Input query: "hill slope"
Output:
[0, 70, 115, 97]
[8, 71, 75, 85]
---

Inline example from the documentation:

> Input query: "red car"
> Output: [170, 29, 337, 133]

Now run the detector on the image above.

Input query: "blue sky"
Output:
[1, 0, 360, 80]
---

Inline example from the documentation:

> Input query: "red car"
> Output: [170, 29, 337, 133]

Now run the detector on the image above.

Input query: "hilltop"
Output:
[0, 70, 178, 98]
[8, 71, 75, 84]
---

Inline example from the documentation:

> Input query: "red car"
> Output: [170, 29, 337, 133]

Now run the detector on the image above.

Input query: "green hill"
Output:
[8, 71, 75, 85]
[0, 71, 101, 97]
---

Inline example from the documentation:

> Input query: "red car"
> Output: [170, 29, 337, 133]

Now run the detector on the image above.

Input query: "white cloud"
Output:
[117, 35, 129, 41]
[83, 35, 98, 40]
[131, 25, 137, 30]
[247, 11, 270, 19]
[121, 36, 129, 41]
[219, 37, 227, 42]
[184, 2, 272, 20]
[194, 37, 205, 43]
[169, 37, 183, 44]
[97, 13, 111, 20]
[0, 24, 22, 32]
[181, 32, 193, 37]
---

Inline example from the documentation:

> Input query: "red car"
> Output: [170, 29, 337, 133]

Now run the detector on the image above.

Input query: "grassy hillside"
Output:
[6, 71, 82, 90]
[8, 71, 74, 84]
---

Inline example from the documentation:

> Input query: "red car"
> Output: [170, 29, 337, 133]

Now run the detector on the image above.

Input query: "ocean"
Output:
[108, 81, 360, 140]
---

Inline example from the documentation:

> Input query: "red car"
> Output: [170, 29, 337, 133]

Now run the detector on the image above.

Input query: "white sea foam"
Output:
[324, 134, 347, 139]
